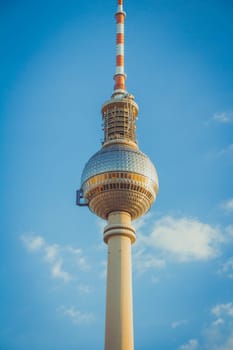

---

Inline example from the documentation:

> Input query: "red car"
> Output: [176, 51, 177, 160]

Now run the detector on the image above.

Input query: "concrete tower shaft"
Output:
[104, 212, 135, 350]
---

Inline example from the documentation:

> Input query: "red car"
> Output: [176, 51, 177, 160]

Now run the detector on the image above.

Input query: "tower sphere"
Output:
[80, 143, 159, 220]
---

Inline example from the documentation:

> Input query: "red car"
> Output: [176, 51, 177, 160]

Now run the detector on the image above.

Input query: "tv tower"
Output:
[76, 1, 159, 349]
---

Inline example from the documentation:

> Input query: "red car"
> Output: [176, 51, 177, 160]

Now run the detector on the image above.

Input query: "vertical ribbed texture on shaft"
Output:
[104, 211, 135, 350]
[114, 0, 126, 92]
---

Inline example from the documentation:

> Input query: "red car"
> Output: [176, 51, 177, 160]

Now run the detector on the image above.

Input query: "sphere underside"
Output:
[80, 144, 159, 220]
[86, 182, 155, 220]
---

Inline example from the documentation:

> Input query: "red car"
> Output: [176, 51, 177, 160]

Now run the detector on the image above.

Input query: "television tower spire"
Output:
[76, 1, 159, 349]
[114, 0, 126, 93]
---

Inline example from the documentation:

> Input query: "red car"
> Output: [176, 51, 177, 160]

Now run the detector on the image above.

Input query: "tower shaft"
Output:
[104, 211, 135, 350]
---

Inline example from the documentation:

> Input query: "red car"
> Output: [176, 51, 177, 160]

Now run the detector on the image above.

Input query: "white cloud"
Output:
[217, 336, 233, 350]
[66, 245, 90, 270]
[142, 216, 222, 262]
[66, 246, 82, 255]
[202, 304, 233, 350]
[212, 318, 225, 327]
[21, 234, 89, 282]
[218, 257, 233, 279]
[44, 244, 59, 262]
[51, 260, 72, 282]
[60, 306, 95, 325]
[179, 339, 198, 350]
[133, 248, 165, 274]
[212, 303, 233, 318]
[213, 112, 233, 123]
[133, 213, 152, 232]
[183, 303, 233, 350]
[221, 199, 233, 213]
[171, 319, 188, 329]
[21, 235, 45, 251]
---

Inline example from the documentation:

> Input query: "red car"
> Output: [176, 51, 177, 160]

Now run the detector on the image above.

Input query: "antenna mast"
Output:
[114, 0, 126, 94]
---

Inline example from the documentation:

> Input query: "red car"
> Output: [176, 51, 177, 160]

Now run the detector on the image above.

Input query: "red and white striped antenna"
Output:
[113, 0, 127, 95]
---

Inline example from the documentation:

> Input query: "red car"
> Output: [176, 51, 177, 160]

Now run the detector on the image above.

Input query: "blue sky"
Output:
[1, 0, 233, 349]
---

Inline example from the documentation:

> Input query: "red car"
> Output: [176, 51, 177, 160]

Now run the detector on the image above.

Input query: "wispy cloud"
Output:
[133, 213, 152, 232]
[204, 326, 233, 350]
[133, 248, 165, 274]
[140, 216, 222, 262]
[44, 244, 59, 262]
[21, 235, 45, 251]
[217, 336, 233, 350]
[213, 111, 233, 124]
[218, 257, 233, 279]
[206, 144, 233, 160]
[221, 199, 233, 213]
[21, 234, 89, 282]
[212, 303, 233, 318]
[179, 302, 233, 350]
[171, 319, 188, 329]
[59, 305, 95, 325]
[51, 260, 72, 282]
[77, 284, 92, 294]
[204, 111, 233, 126]
[202, 303, 233, 350]
[212, 318, 225, 327]
[217, 144, 233, 157]
[179, 339, 199, 350]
